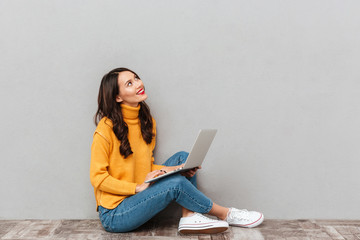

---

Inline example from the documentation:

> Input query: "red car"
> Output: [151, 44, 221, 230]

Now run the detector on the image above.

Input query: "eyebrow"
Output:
[124, 75, 137, 86]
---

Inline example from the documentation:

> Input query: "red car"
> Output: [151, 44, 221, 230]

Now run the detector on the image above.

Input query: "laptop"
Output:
[145, 129, 217, 183]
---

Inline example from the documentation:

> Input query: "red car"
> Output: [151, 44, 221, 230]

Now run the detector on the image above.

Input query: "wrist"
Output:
[135, 183, 148, 193]
[135, 184, 143, 193]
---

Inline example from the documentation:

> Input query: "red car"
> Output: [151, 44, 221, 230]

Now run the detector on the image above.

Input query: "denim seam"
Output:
[177, 187, 212, 213]
[110, 186, 211, 218]
[99, 208, 111, 230]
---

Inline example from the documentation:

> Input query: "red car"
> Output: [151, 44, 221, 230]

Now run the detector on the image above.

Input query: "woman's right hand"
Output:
[135, 170, 165, 193]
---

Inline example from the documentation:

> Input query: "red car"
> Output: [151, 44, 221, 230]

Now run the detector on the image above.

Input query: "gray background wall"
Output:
[0, 0, 359, 219]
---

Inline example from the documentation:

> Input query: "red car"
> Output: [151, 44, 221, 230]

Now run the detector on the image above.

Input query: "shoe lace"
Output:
[228, 208, 250, 221]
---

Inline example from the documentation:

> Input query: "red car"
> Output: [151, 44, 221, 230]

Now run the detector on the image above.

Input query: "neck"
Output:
[121, 102, 139, 108]
[121, 103, 141, 123]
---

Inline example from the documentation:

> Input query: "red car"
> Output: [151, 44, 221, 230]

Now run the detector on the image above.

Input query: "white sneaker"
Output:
[226, 207, 264, 228]
[178, 212, 229, 234]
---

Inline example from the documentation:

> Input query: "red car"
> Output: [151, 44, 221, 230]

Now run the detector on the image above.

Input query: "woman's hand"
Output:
[160, 164, 185, 174]
[135, 170, 165, 193]
[161, 164, 201, 178]
[181, 166, 202, 178]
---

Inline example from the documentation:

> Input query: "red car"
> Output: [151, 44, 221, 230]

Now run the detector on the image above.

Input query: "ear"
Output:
[116, 95, 123, 103]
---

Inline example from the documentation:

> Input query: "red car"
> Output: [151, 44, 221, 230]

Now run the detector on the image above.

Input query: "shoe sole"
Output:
[179, 226, 228, 234]
[230, 213, 264, 228]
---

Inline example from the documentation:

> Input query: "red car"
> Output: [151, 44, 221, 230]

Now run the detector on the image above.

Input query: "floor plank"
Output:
[0, 221, 19, 239]
[321, 226, 346, 240]
[1, 219, 360, 240]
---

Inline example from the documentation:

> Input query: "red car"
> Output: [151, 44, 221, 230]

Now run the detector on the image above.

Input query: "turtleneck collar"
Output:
[121, 104, 140, 124]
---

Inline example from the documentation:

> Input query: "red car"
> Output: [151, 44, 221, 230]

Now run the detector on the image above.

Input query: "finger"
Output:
[156, 171, 166, 177]
[184, 173, 191, 177]
[149, 170, 163, 177]
[185, 170, 195, 177]
[152, 170, 161, 175]
[181, 171, 189, 176]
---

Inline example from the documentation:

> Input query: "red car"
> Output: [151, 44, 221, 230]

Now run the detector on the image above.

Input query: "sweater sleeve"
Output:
[90, 132, 136, 195]
[152, 162, 164, 171]
[150, 119, 164, 171]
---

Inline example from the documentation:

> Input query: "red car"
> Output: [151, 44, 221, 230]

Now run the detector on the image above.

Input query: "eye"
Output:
[127, 82, 133, 86]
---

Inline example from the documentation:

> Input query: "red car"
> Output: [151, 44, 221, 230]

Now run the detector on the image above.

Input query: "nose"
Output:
[136, 80, 143, 89]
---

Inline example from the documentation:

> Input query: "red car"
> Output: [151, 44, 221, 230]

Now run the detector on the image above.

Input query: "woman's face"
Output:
[116, 71, 148, 107]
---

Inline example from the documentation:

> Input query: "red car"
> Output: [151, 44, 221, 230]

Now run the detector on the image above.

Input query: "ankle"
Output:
[219, 208, 230, 221]
[182, 212, 195, 218]
[182, 208, 195, 218]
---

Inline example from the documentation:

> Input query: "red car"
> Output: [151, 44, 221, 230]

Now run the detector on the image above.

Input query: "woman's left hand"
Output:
[181, 166, 201, 178]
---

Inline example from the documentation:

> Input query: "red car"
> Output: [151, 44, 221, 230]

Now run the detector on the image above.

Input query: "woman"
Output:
[90, 67, 264, 234]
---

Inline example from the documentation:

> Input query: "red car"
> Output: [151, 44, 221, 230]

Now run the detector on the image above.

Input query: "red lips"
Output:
[137, 88, 145, 95]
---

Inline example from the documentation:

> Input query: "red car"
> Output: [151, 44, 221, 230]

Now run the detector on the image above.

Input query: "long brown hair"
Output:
[94, 67, 154, 158]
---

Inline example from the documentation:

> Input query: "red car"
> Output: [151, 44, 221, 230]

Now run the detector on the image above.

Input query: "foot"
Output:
[178, 212, 229, 234]
[225, 207, 264, 228]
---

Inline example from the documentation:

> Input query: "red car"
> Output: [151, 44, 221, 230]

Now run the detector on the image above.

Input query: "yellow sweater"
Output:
[90, 104, 163, 210]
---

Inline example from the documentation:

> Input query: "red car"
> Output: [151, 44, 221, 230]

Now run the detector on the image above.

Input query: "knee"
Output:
[163, 151, 189, 166]
[175, 151, 189, 165]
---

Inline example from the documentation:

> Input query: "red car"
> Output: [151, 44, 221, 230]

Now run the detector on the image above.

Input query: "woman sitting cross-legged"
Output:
[90, 67, 264, 234]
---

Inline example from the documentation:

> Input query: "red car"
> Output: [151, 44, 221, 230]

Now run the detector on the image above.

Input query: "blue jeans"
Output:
[98, 151, 213, 233]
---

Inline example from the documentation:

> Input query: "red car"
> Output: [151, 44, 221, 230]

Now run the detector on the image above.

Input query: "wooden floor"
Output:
[1, 217, 360, 240]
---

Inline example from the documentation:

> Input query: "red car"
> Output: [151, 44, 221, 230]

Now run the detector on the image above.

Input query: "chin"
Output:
[140, 94, 148, 101]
